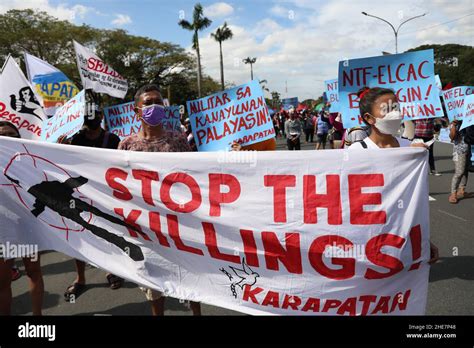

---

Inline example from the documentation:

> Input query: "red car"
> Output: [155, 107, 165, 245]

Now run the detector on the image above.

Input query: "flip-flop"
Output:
[64, 282, 86, 302]
[106, 274, 124, 290]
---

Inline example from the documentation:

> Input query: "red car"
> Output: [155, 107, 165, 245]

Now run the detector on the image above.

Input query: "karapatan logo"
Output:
[220, 258, 259, 298]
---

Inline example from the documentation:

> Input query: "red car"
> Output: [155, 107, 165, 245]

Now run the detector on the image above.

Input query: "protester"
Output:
[303, 111, 315, 143]
[273, 114, 280, 138]
[315, 109, 330, 150]
[327, 112, 343, 149]
[60, 92, 123, 302]
[279, 112, 287, 137]
[414, 118, 441, 176]
[118, 84, 201, 316]
[0, 121, 44, 316]
[184, 118, 197, 151]
[347, 88, 439, 264]
[284, 109, 302, 150]
[448, 120, 473, 204]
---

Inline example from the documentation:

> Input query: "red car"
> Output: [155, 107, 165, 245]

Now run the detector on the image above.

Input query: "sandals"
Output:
[448, 193, 458, 204]
[106, 274, 124, 290]
[64, 282, 86, 302]
[11, 267, 21, 281]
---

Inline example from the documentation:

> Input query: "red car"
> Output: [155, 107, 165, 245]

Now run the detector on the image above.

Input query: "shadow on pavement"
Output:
[429, 256, 474, 282]
[429, 191, 451, 196]
[12, 290, 60, 315]
[76, 297, 192, 316]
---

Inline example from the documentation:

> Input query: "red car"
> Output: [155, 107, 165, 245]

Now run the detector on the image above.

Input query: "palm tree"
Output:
[211, 22, 233, 90]
[178, 3, 212, 97]
[243, 57, 257, 80]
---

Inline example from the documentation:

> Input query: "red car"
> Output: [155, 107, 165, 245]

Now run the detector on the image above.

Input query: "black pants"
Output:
[415, 136, 435, 171]
[287, 138, 301, 150]
[304, 128, 314, 142]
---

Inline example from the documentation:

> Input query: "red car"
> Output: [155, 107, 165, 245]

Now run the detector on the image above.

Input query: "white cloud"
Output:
[204, 2, 234, 18]
[269, 5, 292, 18]
[194, 0, 474, 101]
[0, 0, 92, 21]
[111, 14, 132, 26]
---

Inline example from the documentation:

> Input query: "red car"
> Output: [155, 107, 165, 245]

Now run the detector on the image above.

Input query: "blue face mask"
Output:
[139, 104, 166, 126]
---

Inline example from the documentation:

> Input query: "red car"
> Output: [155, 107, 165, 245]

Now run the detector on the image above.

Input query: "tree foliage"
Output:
[407, 44, 474, 87]
[0, 9, 221, 106]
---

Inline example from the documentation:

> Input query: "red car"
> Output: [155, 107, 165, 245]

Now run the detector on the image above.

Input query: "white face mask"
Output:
[371, 110, 403, 135]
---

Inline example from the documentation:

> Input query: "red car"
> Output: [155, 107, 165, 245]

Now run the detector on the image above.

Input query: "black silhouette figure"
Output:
[4, 174, 144, 261]
[10, 87, 44, 120]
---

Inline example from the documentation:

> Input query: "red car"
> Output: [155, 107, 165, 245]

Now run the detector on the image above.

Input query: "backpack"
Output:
[462, 125, 474, 145]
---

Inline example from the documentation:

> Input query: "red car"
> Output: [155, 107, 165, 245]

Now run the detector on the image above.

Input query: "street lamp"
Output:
[361, 11, 426, 53]
[243, 57, 257, 80]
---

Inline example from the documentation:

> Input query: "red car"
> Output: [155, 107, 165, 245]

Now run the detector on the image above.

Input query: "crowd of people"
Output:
[270, 92, 473, 198]
[1, 83, 473, 316]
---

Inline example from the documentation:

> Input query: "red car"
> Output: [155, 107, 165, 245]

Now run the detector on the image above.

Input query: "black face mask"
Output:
[84, 116, 102, 130]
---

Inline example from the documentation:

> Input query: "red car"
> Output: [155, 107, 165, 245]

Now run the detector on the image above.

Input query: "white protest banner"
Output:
[0, 55, 46, 140]
[103, 102, 182, 140]
[73, 41, 128, 99]
[25, 52, 80, 117]
[0, 137, 430, 315]
[460, 94, 474, 130]
[441, 86, 474, 121]
[41, 90, 86, 143]
[187, 80, 275, 151]
[338, 49, 444, 129]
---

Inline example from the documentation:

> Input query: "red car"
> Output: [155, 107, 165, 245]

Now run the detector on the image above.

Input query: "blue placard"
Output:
[187, 80, 275, 151]
[441, 86, 474, 122]
[104, 102, 182, 140]
[324, 79, 340, 113]
[338, 49, 444, 129]
[282, 97, 298, 111]
[103, 101, 137, 139]
[460, 94, 474, 130]
[41, 90, 85, 143]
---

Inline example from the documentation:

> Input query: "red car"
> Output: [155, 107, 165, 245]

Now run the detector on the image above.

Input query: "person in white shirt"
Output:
[348, 87, 439, 265]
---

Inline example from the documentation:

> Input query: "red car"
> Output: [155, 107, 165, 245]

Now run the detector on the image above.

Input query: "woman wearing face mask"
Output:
[349, 87, 425, 150]
[348, 87, 439, 265]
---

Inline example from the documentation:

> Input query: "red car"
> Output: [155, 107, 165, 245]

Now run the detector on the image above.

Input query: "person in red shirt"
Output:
[414, 119, 441, 176]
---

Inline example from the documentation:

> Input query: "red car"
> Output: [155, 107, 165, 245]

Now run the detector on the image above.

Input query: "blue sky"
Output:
[1, 0, 473, 100]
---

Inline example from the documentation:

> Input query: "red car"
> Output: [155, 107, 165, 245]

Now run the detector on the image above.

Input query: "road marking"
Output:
[429, 196, 436, 201]
[438, 209, 468, 222]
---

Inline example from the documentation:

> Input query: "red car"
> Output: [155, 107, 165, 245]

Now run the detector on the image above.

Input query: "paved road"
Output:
[10, 138, 474, 315]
